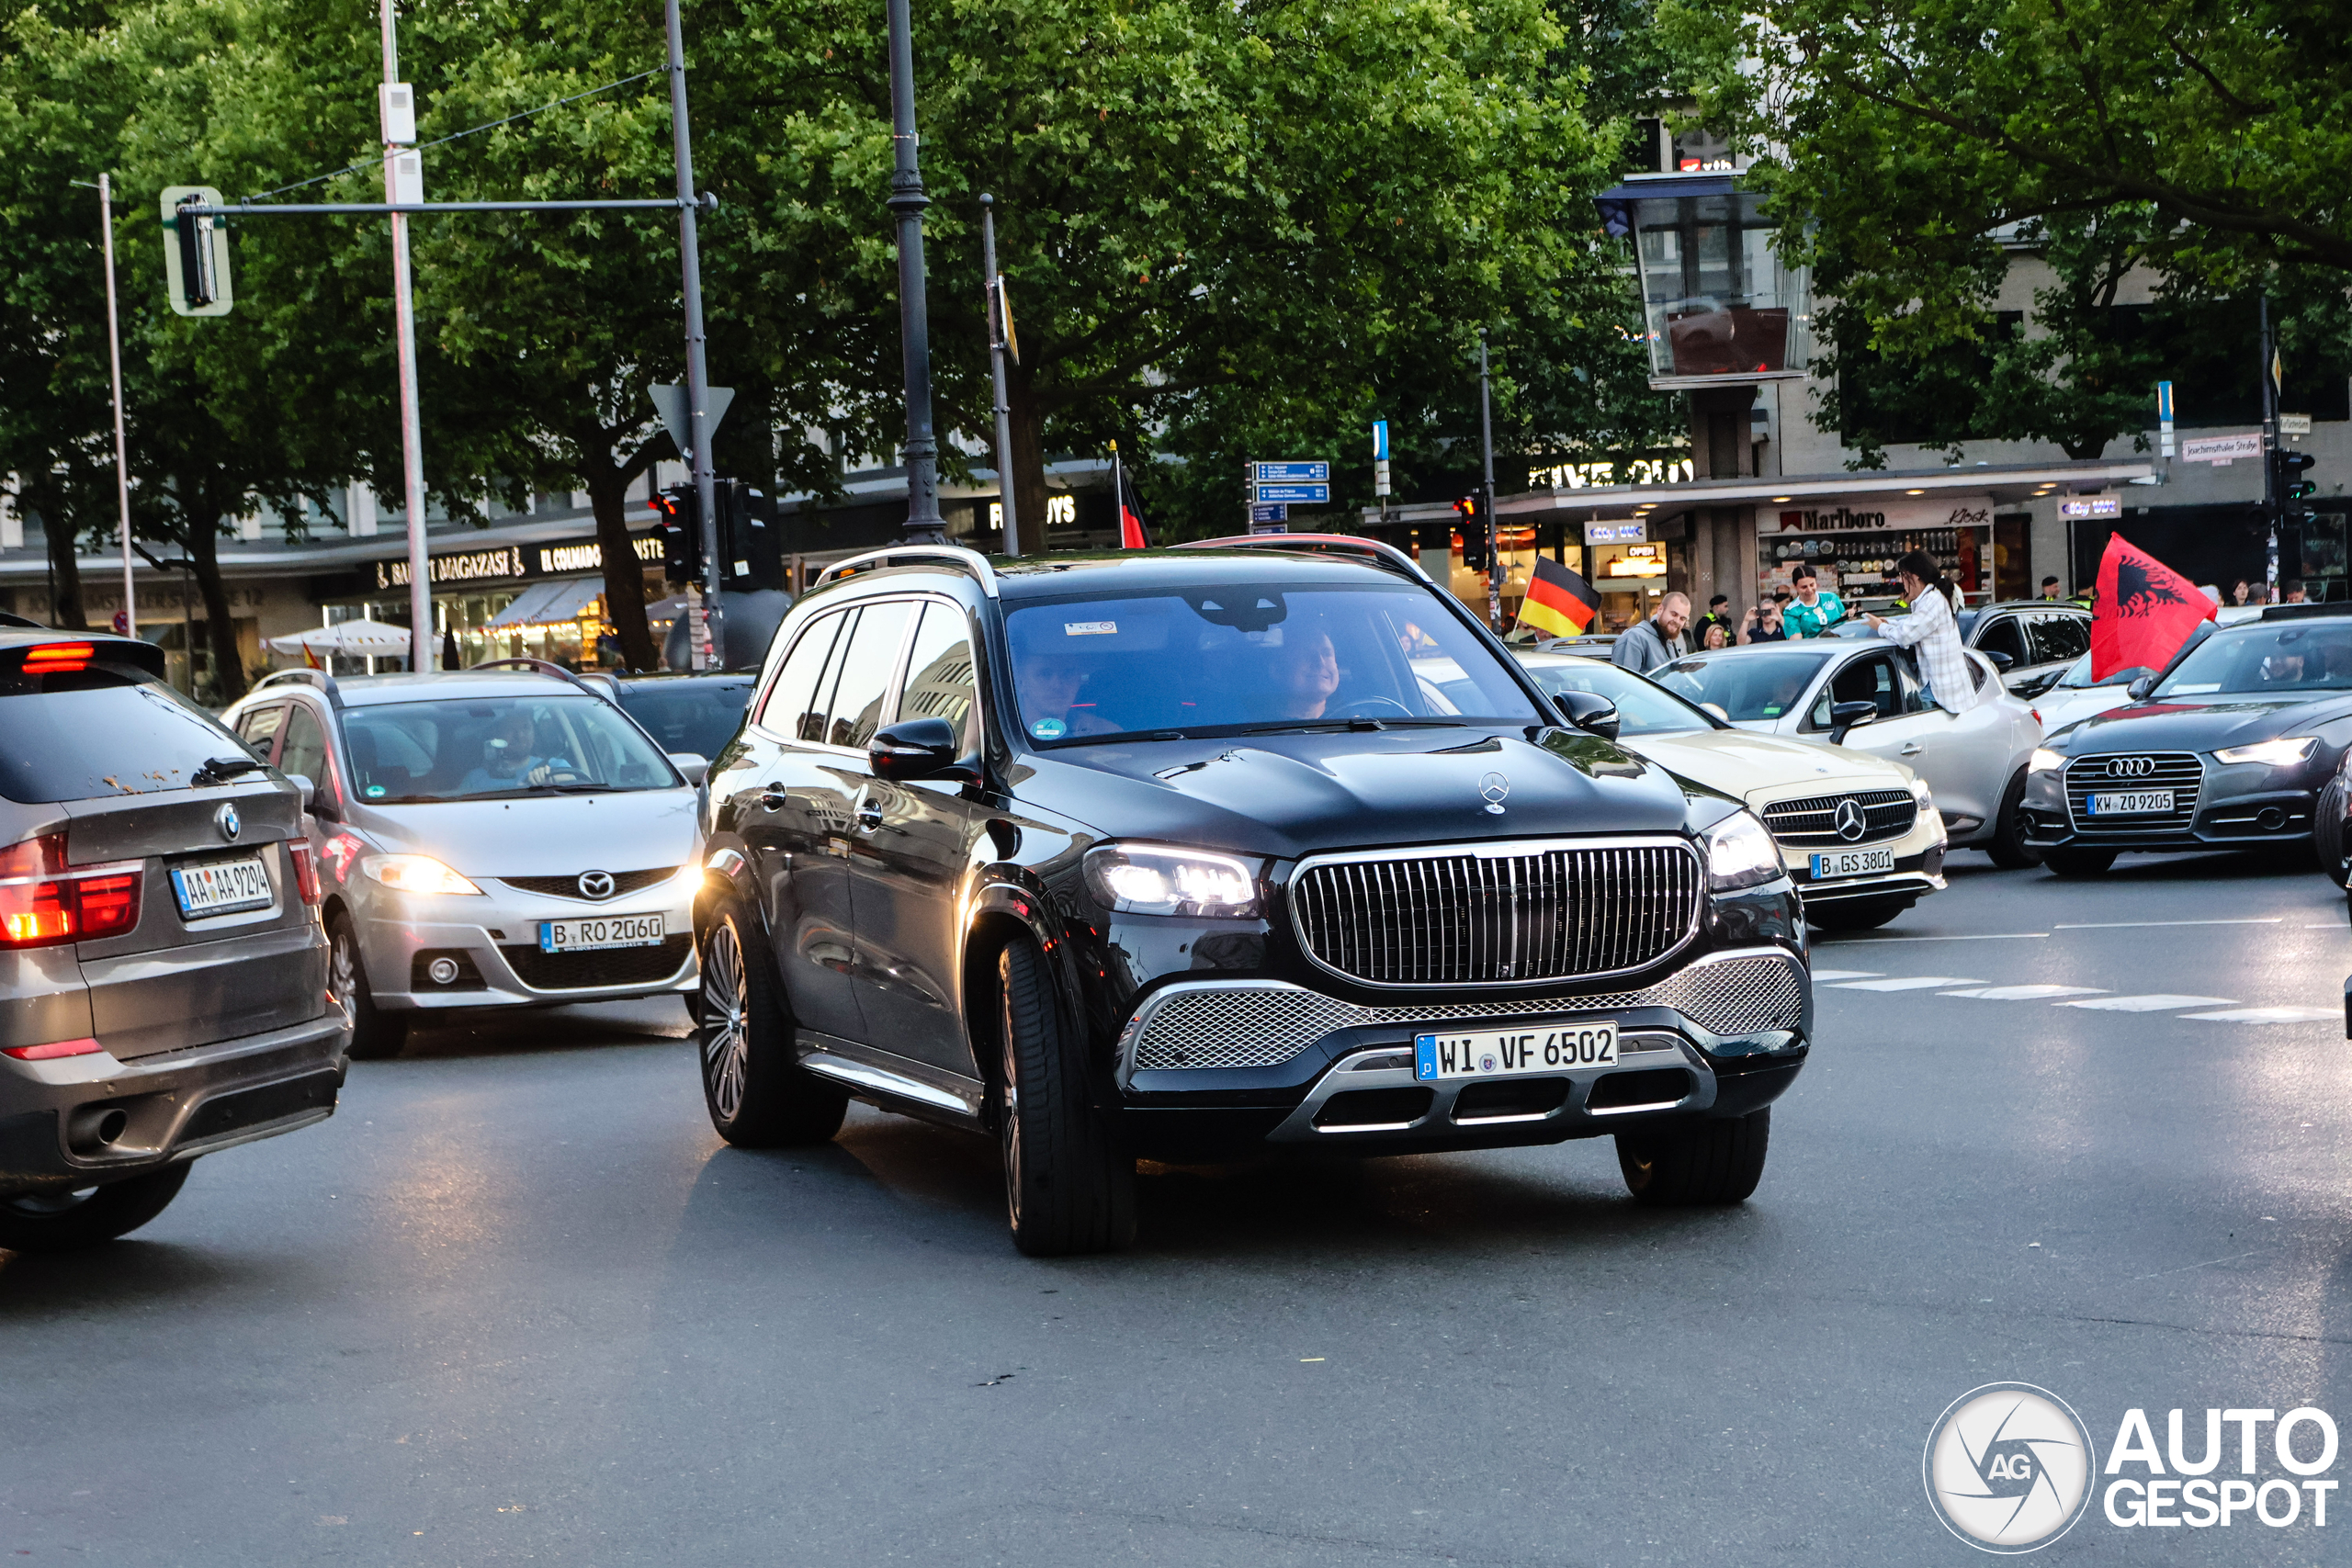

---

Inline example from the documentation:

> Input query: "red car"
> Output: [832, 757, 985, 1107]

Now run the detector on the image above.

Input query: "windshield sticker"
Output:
[1064, 620, 1117, 637]
[365, 784, 388, 798]
[1029, 717, 1068, 739]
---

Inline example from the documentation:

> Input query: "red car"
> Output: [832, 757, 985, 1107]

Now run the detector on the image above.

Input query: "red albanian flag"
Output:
[2091, 534, 2215, 681]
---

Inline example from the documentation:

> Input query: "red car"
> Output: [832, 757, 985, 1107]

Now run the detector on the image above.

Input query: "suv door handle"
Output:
[759, 788, 789, 812]
[856, 799, 885, 830]
[1898, 741, 1925, 755]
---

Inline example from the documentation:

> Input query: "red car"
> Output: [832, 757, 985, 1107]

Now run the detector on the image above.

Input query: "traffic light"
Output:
[2281, 450, 2319, 502]
[651, 479, 783, 591]
[1455, 496, 1487, 572]
[651, 485, 701, 582]
[158, 186, 233, 317]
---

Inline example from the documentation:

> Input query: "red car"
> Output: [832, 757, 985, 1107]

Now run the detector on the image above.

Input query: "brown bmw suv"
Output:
[0, 628, 349, 1250]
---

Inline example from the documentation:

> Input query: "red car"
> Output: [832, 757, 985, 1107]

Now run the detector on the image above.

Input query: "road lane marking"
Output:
[2051, 919, 2284, 930]
[2058, 994, 2238, 1012]
[1828, 976, 1984, 991]
[1939, 985, 2110, 1000]
[2178, 1006, 2341, 1023]
[1815, 932, 2048, 942]
[1808, 969, 1883, 981]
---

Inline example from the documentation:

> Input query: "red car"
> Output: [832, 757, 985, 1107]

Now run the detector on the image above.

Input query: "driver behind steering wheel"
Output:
[460, 709, 577, 792]
[1269, 626, 1341, 718]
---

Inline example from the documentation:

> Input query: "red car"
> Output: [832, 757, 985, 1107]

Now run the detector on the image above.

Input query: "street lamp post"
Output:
[886, 0, 947, 546]
[980, 194, 1019, 557]
[1478, 330, 1499, 628]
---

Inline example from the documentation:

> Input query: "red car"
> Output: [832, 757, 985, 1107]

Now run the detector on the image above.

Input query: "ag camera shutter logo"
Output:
[1924, 1383, 2097, 1552]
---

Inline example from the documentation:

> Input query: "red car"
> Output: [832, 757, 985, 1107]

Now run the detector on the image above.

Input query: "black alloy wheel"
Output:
[0, 1166, 192, 1252]
[1984, 767, 2044, 870]
[695, 895, 846, 1147]
[996, 936, 1136, 1257]
[2315, 773, 2352, 888]
[330, 909, 408, 1061]
[2041, 847, 2116, 877]
[1616, 1108, 1770, 1206]
[1806, 896, 1910, 932]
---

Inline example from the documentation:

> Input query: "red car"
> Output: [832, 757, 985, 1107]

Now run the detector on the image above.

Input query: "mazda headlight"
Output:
[361, 854, 484, 897]
[1702, 811, 1782, 893]
[1082, 844, 1259, 917]
[2213, 737, 2317, 768]
[2028, 747, 2065, 774]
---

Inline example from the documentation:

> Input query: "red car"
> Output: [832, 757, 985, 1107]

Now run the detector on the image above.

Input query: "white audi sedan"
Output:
[1649, 640, 2044, 867]
[222, 666, 707, 1057]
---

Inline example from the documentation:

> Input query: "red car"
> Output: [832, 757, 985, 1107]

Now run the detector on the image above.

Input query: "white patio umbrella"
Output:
[266, 620, 413, 657]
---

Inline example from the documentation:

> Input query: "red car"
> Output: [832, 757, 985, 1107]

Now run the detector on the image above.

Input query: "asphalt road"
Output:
[6, 852, 2350, 1566]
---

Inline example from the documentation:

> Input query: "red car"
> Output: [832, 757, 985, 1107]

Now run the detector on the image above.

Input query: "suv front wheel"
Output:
[997, 937, 1136, 1257]
[696, 895, 847, 1147]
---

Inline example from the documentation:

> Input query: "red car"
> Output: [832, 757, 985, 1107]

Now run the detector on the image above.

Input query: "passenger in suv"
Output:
[0, 631, 349, 1250]
[694, 540, 1814, 1256]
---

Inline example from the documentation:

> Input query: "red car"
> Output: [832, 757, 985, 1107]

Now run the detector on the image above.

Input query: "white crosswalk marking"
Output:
[2057, 994, 2238, 1012]
[1809, 969, 1883, 982]
[2178, 1006, 2341, 1023]
[1938, 985, 2109, 1000]
[1829, 976, 1984, 991]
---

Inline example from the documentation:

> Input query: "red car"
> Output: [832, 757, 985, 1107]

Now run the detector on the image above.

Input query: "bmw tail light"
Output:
[287, 840, 322, 906]
[2, 1037, 103, 1061]
[0, 833, 142, 948]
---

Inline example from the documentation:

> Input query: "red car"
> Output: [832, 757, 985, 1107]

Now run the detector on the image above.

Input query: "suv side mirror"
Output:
[666, 751, 709, 786]
[2127, 674, 2156, 702]
[1982, 649, 2015, 671]
[1553, 689, 1620, 741]
[869, 716, 971, 782]
[1828, 700, 1878, 746]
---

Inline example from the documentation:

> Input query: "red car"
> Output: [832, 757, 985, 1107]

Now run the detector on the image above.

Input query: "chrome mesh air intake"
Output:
[1125, 952, 1806, 1072]
[1288, 839, 1702, 987]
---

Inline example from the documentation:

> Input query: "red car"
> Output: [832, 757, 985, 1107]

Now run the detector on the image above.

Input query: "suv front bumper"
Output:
[0, 1009, 350, 1196]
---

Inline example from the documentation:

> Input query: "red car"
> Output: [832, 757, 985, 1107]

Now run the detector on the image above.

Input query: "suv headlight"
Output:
[2028, 747, 2065, 774]
[1702, 811, 1782, 893]
[1082, 844, 1259, 917]
[361, 854, 484, 896]
[2213, 737, 2317, 767]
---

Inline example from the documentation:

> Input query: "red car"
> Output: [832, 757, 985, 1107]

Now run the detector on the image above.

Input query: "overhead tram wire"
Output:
[232, 68, 664, 208]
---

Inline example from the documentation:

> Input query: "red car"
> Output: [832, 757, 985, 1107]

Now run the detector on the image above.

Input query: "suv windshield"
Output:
[1654, 649, 1834, 721]
[1515, 659, 1718, 735]
[342, 694, 680, 802]
[0, 673, 253, 804]
[2154, 622, 2352, 697]
[1004, 581, 1542, 743]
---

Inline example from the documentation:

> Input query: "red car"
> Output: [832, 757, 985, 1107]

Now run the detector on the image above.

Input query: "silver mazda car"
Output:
[222, 665, 707, 1056]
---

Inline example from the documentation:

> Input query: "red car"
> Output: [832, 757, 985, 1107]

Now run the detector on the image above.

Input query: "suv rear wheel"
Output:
[330, 910, 408, 1061]
[1984, 767, 2043, 869]
[1616, 1108, 1770, 1205]
[0, 1166, 192, 1251]
[997, 937, 1136, 1257]
[696, 895, 846, 1146]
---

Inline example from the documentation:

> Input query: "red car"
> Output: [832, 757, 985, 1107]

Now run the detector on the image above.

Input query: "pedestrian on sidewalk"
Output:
[1783, 566, 1846, 638]
[1611, 592, 1690, 675]
[1864, 551, 1987, 714]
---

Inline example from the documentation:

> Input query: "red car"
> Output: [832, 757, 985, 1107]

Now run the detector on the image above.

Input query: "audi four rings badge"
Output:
[2107, 756, 2156, 777]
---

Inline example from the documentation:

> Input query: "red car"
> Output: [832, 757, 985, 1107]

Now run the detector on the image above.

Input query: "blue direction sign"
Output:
[1250, 503, 1290, 524]
[1253, 460, 1329, 484]
[1254, 483, 1330, 505]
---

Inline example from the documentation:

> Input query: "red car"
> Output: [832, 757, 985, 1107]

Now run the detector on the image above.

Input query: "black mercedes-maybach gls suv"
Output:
[691, 537, 1814, 1254]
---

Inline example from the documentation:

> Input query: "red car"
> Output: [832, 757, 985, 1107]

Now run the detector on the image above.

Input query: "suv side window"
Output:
[277, 705, 332, 796]
[236, 703, 287, 761]
[757, 610, 848, 742]
[2029, 612, 2089, 664]
[893, 600, 978, 749]
[1973, 615, 2028, 666]
[820, 601, 916, 750]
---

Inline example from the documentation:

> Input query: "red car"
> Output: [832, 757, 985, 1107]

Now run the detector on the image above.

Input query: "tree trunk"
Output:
[183, 509, 246, 705]
[586, 464, 657, 671]
[1006, 366, 1051, 549]
[36, 502, 86, 629]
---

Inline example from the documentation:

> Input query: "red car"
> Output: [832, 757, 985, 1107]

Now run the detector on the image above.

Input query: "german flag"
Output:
[1516, 556, 1602, 638]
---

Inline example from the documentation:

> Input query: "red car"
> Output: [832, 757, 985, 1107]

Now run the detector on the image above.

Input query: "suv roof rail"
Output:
[253, 667, 344, 708]
[2257, 601, 2352, 622]
[813, 544, 999, 598]
[467, 656, 608, 694]
[1175, 533, 1434, 585]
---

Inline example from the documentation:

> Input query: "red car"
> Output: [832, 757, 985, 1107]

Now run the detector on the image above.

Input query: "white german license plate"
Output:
[539, 914, 666, 952]
[1414, 1022, 1616, 1081]
[1810, 847, 1895, 879]
[2088, 790, 2173, 816]
[170, 856, 272, 919]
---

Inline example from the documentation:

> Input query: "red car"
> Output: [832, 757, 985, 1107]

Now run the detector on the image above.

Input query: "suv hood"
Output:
[344, 789, 702, 876]
[1009, 727, 1699, 860]
[2059, 695, 2352, 754]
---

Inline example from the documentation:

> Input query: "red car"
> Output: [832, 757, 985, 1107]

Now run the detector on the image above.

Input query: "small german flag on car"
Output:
[1515, 557, 1603, 639]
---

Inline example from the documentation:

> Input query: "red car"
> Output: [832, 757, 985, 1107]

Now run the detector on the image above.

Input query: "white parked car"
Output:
[1509, 651, 1948, 930]
[221, 666, 707, 1057]
[2030, 653, 2151, 737]
[1648, 640, 2044, 866]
